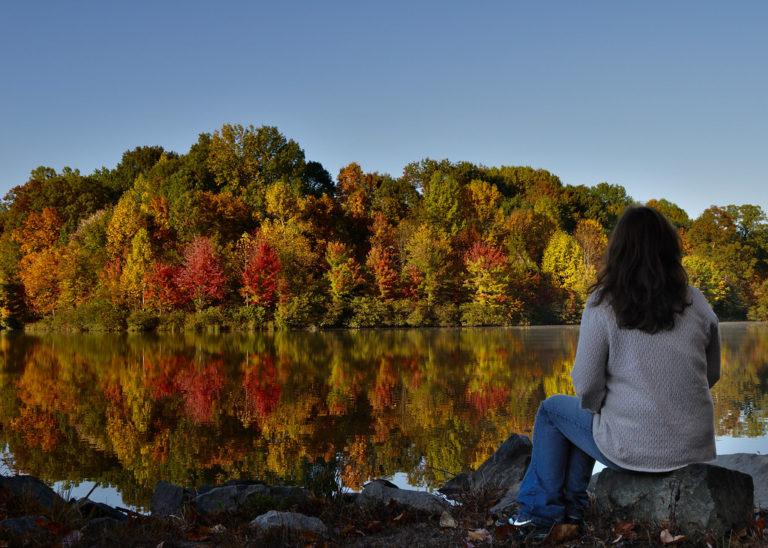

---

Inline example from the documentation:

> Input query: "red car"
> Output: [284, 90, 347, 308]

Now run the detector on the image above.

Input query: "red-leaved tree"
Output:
[176, 236, 226, 310]
[241, 241, 281, 308]
[144, 262, 185, 311]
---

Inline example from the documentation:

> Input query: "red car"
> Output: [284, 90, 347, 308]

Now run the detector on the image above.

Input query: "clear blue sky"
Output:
[1, 1, 765, 217]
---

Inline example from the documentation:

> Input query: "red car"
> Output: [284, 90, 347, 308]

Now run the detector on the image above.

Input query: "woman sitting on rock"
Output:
[510, 205, 721, 539]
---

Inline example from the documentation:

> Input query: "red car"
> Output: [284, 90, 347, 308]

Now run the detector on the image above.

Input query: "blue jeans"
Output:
[515, 394, 623, 526]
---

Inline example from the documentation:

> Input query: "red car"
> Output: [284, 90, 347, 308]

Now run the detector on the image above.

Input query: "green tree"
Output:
[207, 124, 306, 212]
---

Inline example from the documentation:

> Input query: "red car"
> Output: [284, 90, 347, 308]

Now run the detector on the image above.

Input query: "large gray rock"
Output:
[358, 479, 449, 515]
[193, 483, 307, 516]
[438, 433, 531, 518]
[710, 453, 768, 509]
[440, 433, 531, 496]
[593, 464, 753, 537]
[0, 475, 64, 512]
[151, 481, 191, 517]
[250, 510, 327, 536]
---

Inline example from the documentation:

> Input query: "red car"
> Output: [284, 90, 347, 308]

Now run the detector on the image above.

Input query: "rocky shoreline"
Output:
[1, 435, 766, 546]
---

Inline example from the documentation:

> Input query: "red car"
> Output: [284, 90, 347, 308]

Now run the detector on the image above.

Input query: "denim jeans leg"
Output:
[515, 394, 622, 525]
[563, 445, 594, 518]
[514, 400, 572, 525]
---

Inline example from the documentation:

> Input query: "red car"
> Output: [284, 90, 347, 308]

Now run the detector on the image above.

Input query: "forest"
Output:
[0, 123, 767, 331]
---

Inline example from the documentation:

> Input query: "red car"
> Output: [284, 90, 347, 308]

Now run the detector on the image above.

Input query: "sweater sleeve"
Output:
[571, 302, 609, 413]
[705, 320, 721, 388]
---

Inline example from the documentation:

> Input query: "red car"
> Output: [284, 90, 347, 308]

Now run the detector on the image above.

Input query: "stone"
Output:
[592, 464, 753, 537]
[440, 433, 531, 497]
[439, 510, 458, 528]
[76, 500, 127, 521]
[151, 480, 191, 517]
[250, 510, 328, 536]
[0, 475, 64, 512]
[193, 483, 308, 516]
[0, 515, 47, 536]
[357, 479, 449, 515]
[709, 453, 768, 509]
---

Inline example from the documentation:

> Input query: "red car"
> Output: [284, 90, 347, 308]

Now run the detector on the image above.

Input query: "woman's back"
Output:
[572, 285, 720, 472]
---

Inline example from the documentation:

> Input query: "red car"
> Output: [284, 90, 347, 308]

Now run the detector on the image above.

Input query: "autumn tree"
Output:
[405, 224, 452, 305]
[177, 237, 226, 310]
[241, 240, 282, 308]
[121, 229, 154, 306]
[207, 124, 306, 212]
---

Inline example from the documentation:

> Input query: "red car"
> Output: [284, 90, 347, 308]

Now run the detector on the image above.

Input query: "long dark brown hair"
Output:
[590, 205, 690, 333]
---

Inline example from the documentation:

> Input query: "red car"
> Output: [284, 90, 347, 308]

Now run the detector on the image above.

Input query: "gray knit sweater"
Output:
[571, 285, 720, 472]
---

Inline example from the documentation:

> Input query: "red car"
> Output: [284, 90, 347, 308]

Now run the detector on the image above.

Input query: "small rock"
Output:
[0, 475, 64, 512]
[250, 510, 327, 536]
[0, 515, 48, 535]
[151, 480, 190, 517]
[193, 483, 308, 516]
[357, 479, 448, 515]
[593, 464, 753, 537]
[439, 510, 457, 528]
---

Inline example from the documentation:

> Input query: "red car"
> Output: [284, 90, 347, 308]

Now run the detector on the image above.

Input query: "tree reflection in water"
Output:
[0, 324, 765, 509]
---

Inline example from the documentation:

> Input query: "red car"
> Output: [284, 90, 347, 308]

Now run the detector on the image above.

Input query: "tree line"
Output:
[0, 123, 766, 331]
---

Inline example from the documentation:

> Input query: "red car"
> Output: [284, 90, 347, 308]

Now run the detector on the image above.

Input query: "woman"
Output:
[509, 205, 721, 539]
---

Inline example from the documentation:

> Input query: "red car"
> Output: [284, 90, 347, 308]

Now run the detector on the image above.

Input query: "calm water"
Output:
[0, 323, 766, 510]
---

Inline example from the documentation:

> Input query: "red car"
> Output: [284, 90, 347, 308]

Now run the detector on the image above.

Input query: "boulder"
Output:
[0, 475, 64, 512]
[250, 510, 327, 536]
[76, 500, 128, 521]
[440, 433, 531, 497]
[193, 483, 308, 516]
[0, 515, 48, 536]
[151, 480, 191, 517]
[592, 464, 753, 537]
[710, 453, 768, 509]
[357, 479, 449, 515]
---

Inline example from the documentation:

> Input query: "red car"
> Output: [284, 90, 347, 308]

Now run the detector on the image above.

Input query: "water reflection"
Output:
[0, 324, 765, 510]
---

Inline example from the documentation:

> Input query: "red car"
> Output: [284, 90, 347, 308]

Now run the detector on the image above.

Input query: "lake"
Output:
[0, 323, 766, 511]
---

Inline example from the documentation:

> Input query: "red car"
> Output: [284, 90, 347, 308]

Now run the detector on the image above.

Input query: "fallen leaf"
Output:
[467, 528, 491, 542]
[440, 510, 458, 528]
[612, 534, 623, 544]
[393, 512, 404, 521]
[660, 529, 686, 544]
[547, 523, 580, 542]
[613, 521, 637, 540]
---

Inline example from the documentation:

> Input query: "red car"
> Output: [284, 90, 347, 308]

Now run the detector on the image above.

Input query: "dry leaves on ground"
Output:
[660, 528, 686, 544]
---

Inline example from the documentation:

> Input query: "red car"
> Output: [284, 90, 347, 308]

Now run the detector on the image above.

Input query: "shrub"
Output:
[347, 296, 388, 328]
[184, 306, 225, 332]
[388, 299, 413, 327]
[275, 294, 324, 329]
[433, 302, 460, 326]
[461, 302, 517, 326]
[406, 301, 432, 327]
[223, 305, 267, 331]
[155, 310, 186, 332]
[127, 309, 159, 332]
